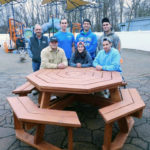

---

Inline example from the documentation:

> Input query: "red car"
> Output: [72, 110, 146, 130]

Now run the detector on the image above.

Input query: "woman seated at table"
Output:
[69, 41, 92, 68]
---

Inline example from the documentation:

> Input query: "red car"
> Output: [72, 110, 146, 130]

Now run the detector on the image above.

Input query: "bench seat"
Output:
[7, 96, 81, 150]
[99, 88, 145, 150]
[12, 82, 35, 96]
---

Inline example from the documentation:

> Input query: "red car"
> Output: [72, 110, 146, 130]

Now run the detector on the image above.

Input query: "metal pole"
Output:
[52, 15, 54, 35]
[56, 1, 58, 18]
[10, 1, 15, 49]
[80, 9, 82, 24]
[11, 1, 15, 20]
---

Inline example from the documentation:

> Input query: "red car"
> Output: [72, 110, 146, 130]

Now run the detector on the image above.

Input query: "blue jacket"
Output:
[69, 51, 92, 67]
[93, 48, 122, 72]
[75, 29, 97, 59]
[27, 34, 49, 62]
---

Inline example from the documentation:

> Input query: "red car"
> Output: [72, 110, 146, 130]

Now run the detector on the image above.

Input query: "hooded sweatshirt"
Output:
[98, 31, 120, 52]
[75, 29, 97, 59]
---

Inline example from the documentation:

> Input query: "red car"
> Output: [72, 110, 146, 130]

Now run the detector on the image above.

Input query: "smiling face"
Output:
[83, 21, 91, 32]
[102, 22, 111, 33]
[60, 19, 68, 32]
[103, 40, 112, 53]
[77, 44, 85, 53]
[34, 24, 42, 38]
[50, 41, 58, 50]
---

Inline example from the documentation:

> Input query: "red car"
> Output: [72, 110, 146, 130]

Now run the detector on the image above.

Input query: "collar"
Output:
[49, 46, 59, 52]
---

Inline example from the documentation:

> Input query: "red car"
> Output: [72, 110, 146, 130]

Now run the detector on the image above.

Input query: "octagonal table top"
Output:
[26, 67, 123, 94]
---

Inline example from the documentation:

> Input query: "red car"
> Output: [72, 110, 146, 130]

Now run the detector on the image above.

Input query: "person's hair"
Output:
[60, 18, 68, 24]
[74, 45, 87, 59]
[34, 24, 41, 29]
[102, 17, 110, 24]
[103, 37, 112, 43]
[83, 19, 91, 25]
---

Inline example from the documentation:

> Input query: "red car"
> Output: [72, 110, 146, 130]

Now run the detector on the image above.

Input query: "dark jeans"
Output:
[32, 61, 40, 72]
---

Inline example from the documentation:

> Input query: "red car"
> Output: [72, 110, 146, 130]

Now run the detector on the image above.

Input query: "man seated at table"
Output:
[93, 37, 122, 72]
[40, 36, 68, 69]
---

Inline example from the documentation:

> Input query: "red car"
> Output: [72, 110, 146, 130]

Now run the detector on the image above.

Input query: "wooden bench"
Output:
[7, 96, 81, 150]
[99, 88, 145, 150]
[12, 82, 35, 96]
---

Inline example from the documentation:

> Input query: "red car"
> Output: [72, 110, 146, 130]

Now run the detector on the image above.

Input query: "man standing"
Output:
[27, 24, 49, 71]
[93, 37, 122, 72]
[55, 18, 75, 61]
[98, 17, 121, 52]
[40, 36, 68, 69]
[76, 19, 97, 60]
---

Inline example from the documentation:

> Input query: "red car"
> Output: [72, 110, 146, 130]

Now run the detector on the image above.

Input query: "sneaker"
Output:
[50, 95, 57, 101]
[33, 90, 39, 95]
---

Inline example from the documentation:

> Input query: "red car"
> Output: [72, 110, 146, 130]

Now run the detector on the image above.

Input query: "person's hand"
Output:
[57, 63, 66, 69]
[76, 63, 81, 68]
[96, 65, 102, 71]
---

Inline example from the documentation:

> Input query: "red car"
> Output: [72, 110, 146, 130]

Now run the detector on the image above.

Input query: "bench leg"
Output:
[34, 124, 45, 144]
[132, 109, 144, 118]
[110, 117, 134, 150]
[38, 92, 42, 105]
[68, 128, 73, 150]
[40, 92, 51, 108]
[110, 88, 122, 102]
[118, 117, 129, 133]
[14, 113, 23, 129]
[103, 123, 113, 150]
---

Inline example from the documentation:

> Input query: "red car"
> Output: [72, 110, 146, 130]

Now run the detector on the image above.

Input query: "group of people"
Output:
[27, 17, 122, 73]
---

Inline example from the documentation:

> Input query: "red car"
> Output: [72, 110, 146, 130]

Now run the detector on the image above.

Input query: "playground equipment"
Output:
[72, 23, 81, 35]
[42, 17, 61, 35]
[4, 18, 25, 53]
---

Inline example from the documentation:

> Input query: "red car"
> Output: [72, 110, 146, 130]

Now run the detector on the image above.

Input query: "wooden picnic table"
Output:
[10, 67, 145, 150]
[26, 66, 123, 109]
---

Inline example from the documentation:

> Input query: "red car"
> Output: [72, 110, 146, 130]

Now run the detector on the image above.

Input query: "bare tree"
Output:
[119, 0, 124, 23]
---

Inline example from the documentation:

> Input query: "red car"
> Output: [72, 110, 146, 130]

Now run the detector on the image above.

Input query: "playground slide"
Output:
[42, 18, 61, 33]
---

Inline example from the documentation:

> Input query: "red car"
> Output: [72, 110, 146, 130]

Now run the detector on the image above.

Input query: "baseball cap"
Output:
[50, 36, 58, 42]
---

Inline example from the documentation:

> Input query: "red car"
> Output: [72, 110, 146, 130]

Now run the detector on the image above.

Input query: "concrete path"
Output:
[0, 48, 150, 150]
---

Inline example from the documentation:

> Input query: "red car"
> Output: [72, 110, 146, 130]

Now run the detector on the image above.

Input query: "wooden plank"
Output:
[40, 92, 51, 108]
[76, 94, 113, 108]
[13, 82, 35, 94]
[7, 97, 29, 119]
[99, 89, 145, 123]
[34, 124, 45, 144]
[110, 87, 121, 102]
[49, 95, 76, 110]
[99, 89, 133, 114]
[16, 129, 62, 150]
[26, 68, 122, 94]
[102, 123, 113, 150]
[129, 89, 145, 108]
[7, 97, 81, 128]
[68, 128, 73, 150]
[110, 117, 134, 150]
[101, 101, 144, 123]
[118, 117, 129, 133]
[14, 113, 23, 129]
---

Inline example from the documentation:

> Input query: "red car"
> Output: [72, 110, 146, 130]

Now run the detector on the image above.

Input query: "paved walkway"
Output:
[0, 48, 150, 150]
